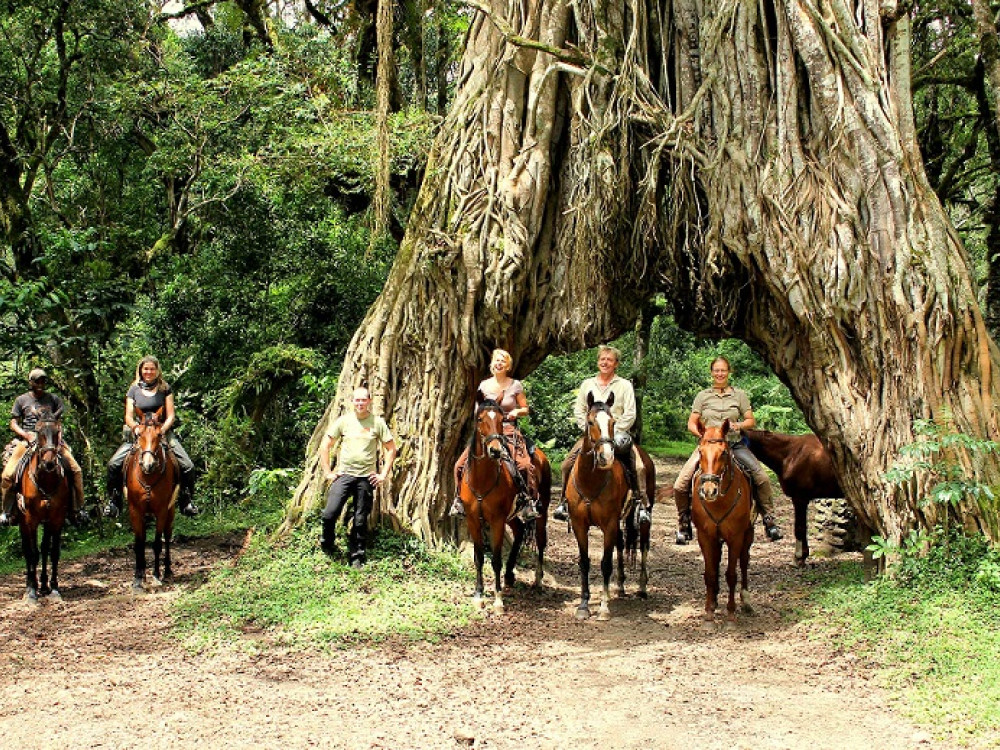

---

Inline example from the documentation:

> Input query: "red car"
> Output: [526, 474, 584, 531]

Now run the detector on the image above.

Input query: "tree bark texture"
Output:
[287, 0, 1000, 545]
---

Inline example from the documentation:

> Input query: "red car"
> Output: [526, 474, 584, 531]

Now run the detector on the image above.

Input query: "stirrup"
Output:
[0, 511, 13, 526]
[515, 493, 538, 523]
[552, 501, 568, 522]
[636, 505, 651, 526]
[764, 518, 782, 541]
[180, 501, 200, 517]
[104, 500, 120, 519]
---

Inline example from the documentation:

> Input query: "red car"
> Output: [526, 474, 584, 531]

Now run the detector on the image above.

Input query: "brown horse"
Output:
[18, 415, 71, 601]
[564, 393, 632, 621]
[744, 429, 843, 566]
[124, 408, 179, 591]
[692, 419, 753, 626]
[458, 392, 551, 612]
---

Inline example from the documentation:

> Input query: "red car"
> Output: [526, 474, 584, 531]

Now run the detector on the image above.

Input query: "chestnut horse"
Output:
[744, 429, 843, 566]
[564, 393, 638, 621]
[692, 419, 753, 626]
[124, 408, 179, 591]
[18, 415, 71, 601]
[457, 392, 552, 612]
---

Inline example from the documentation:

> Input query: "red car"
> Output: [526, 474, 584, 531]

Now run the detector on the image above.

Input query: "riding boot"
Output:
[178, 471, 201, 517]
[553, 451, 577, 522]
[104, 466, 122, 518]
[68, 466, 89, 527]
[753, 477, 782, 541]
[0, 485, 16, 526]
[320, 517, 339, 556]
[674, 487, 693, 545]
[762, 514, 783, 541]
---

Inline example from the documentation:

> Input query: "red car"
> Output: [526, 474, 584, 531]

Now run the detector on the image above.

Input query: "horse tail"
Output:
[625, 515, 638, 566]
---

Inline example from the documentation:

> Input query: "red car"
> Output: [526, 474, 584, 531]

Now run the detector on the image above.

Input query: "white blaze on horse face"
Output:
[594, 411, 614, 467]
[484, 409, 504, 457]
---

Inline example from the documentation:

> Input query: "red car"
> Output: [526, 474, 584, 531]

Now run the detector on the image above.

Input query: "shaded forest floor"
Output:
[0, 458, 949, 749]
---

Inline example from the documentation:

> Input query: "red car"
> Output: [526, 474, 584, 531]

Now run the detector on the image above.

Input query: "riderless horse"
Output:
[16, 414, 71, 601]
[124, 407, 179, 591]
[692, 419, 753, 627]
[744, 429, 843, 565]
[457, 391, 551, 612]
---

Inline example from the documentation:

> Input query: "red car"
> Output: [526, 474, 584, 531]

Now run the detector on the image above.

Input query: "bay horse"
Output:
[692, 419, 753, 626]
[744, 429, 843, 566]
[18, 415, 71, 601]
[124, 408, 179, 591]
[564, 392, 636, 621]
[457, 391, 552, 612]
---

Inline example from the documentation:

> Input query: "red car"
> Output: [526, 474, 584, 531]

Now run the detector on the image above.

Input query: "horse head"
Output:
[473, 390, 507, 460]
[135, 410, 165, 475]
[33, 414, 62, 474]
[697, 419, 733, 501]
[584, 391, 616, 470]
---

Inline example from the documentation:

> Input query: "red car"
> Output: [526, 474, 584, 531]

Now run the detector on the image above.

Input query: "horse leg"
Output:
[472, 539, 486, 609]
[573, 522, 591, 620]
[504, 520, 524, 590]
[132, 531, 146, 592]
[490, 522, 505, 614]
[21, 524, 39, 602]
[48, 525, 62, 599]
[740, 530, 753, 614]
[533, 514, 547, 587]
[637, 520, 650, 599]
[697, 535, 720, 625]
[163, 524, 173, 583]
[38, 525, 51, 597]
[723, 540, 740, 627]
[793, 496, 810, 566]
[152, 530, 163, 584]
[598, 527, 616, 621]
[614, 523, 626, 599]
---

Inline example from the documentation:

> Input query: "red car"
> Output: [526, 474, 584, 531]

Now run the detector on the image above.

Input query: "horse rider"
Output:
[105, 356, 200, 518]
[449, 348, 540, 523]
[672, 355, 782, 545]
[553, 345, 651, 524]
[0, 368, 89, 527]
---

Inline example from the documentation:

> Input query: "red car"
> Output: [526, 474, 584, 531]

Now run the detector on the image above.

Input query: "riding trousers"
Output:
[322, 474, 374, 564]
[2, 439, 85, 512]
[107, 432, 195, 495]
[672, 444, 775, 514]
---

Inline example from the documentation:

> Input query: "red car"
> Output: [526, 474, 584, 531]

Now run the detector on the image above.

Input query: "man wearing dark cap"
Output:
[0, 369, 88, 526]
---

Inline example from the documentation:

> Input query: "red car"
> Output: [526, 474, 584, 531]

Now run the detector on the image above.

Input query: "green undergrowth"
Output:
[0, 500, 277, 576]
[803, 528, 1000, 747]
[171, 518, 475, 653]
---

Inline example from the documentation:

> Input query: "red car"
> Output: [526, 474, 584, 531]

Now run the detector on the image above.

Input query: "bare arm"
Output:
[373, 439, 397, 486]
[125, 398, 138, 433]
[161, 393, 176, 432]
[11, 417, 31, 442]
[507, 391, 530, 420]
[687, 411, 702, 438]
[320, 433, 339, 479]
[733, 409, 756, 432]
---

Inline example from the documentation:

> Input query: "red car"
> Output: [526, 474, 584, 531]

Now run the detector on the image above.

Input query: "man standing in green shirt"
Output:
[319, 386, 397, 569]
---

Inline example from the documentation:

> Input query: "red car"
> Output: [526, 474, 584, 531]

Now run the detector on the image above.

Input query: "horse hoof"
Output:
[131, 580, 145, 593]
[533, 572, 544, 588]
[473, 595, 485, 610]
[597, 609, 612, 622]
[47, 590, 62, 601]
[575, 605, 591, 621]
[492, 601, 505, 615]
[723, 618, 737, 631]
[637, 589, 649, 600]
[24, 590, 38, 603]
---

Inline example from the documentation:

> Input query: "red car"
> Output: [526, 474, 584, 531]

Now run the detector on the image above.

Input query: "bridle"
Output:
[28, 419, 65, 501]
[464, 400, 513, 502]
[696, 436, 744, 526]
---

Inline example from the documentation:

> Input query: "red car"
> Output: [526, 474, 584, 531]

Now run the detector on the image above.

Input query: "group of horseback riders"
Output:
[0, 357, 200, 528]
[0, 348, 784, 545]
[449, 345, 782, 543]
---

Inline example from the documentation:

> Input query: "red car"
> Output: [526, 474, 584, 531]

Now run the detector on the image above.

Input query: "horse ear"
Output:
[721, 419, 731, 436]
[586, 391, 595, 408]
[606, 392, 615, 408]
[696, 418, 706, 437]
[476, 388, 486, 405]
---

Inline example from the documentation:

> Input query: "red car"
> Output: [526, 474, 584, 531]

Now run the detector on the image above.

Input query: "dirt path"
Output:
[0, 459, 943, 749]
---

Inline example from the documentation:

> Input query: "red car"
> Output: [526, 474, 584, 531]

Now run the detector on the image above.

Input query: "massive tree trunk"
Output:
[287, 0, 1000, 545]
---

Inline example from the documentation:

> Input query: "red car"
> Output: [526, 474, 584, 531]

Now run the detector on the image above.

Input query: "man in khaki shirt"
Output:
[319, 386, 397, 569]
[672, 357, 782, 544]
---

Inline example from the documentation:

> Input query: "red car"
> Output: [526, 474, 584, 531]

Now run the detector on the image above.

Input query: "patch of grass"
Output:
[643, 437, 696, 459]
[803, 529, 1000, 747]
[0, 499, 278, 577]
[171, 519, 476, 652]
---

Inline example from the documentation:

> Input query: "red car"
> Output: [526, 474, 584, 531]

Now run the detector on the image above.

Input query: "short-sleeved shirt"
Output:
[127, 383, 172, 417]
[11, 392, 64, 432]
[691, 386, 751, 443]
[477, 378, 524, 418]
[326, 412, 394, 477]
